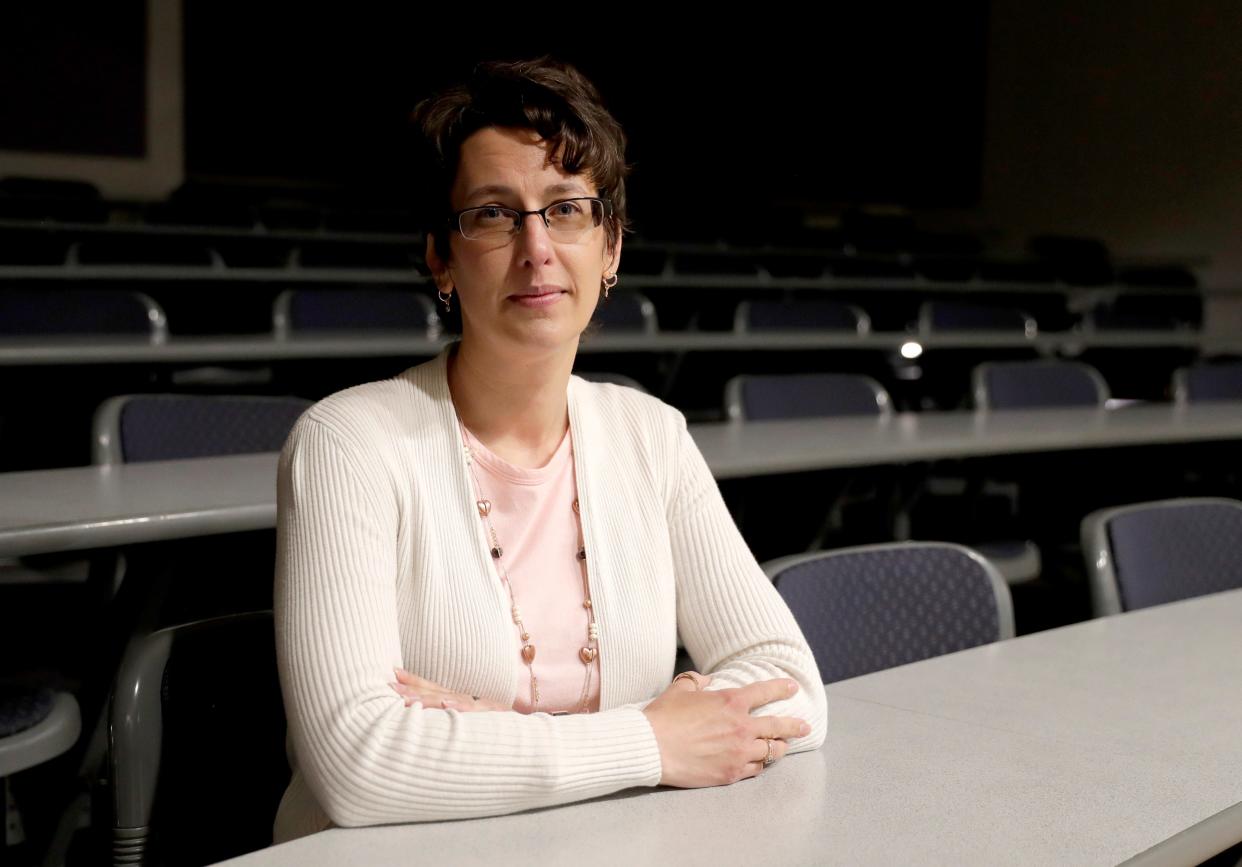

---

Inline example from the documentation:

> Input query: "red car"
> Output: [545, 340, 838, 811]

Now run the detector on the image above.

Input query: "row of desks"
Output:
[1, 329, 1238, 366]
[3, 401, 1241, 558]
[3, 396, 1238, 863]
[218, 588, 1242, 866]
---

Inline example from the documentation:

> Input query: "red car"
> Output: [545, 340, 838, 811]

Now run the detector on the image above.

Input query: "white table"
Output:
[216, 590, 1242, 867]
[695, 400, 1242, 477]
[1, 329, 1238, 366]
[2, 402, 1240, 558]
[0, 453, 276, 558]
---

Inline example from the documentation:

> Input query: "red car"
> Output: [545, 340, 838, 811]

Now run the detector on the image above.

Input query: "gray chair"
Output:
[723, 373, 892, 555]
[973, 360, 1109, 410]
[110, 611, 288, 866]
[1081, 498, 1242, 617]
[577, 372, 649, 393]
[0, 294, 169, 583]
[725, 372, 891, 421]
[1, 688, 81, 850]
[917, 301, 1037, 337]
[1173, 361, 1242, 404]
[592, 290, 658, 333]
[93, 394, 311, 464]
[764, 542, 1014, 684]
[0, 288, 167, 340]
[1084, 293, 1202, 332]
[734, 299, 870, 335]
[273, 287, 440, 337]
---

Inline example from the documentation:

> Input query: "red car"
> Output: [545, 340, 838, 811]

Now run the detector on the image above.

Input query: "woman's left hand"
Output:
[390, 668, 510, 711]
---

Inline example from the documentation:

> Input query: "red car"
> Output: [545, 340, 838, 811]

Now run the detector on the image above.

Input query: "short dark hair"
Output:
[411, 57, 629, 263]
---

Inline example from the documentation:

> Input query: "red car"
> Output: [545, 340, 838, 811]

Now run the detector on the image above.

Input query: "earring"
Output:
[602, 273, 619, 300]
[438, 287, 453, 313]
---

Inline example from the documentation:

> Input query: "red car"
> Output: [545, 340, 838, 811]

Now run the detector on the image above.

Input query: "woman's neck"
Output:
[447, 338, 575, 469]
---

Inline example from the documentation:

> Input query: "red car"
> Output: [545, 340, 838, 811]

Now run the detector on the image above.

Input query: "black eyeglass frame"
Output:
[446, 197, 612, 240]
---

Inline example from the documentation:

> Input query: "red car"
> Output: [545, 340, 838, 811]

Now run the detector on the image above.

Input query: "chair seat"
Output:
[0, 691, 80, 776]
[0, 687, 54, 738]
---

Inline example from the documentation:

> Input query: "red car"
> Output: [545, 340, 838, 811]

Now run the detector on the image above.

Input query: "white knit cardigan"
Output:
[272, 348, 828, 842]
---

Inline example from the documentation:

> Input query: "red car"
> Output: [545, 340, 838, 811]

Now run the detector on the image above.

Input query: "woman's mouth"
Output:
[509, 286, 569, 308]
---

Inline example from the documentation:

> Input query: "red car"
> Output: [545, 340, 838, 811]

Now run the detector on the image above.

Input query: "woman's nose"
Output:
[514, 212, 554, 267]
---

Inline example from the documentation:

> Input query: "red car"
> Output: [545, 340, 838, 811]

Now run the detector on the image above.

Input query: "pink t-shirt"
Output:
[462, 426, 601, 714]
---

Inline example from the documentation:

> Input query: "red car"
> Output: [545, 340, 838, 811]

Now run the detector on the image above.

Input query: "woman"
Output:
[273, 57, 827, 843]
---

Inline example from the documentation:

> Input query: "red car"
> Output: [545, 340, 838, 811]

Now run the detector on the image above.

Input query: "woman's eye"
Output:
[477, 207, 509, 222]
[551, 201, 582, 217]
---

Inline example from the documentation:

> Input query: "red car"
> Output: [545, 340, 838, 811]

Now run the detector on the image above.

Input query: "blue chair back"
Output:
[919, 301, 1035, 335]
[591, 291, 658, 333]
[973, 360, 1108, 410]
[725, 372, 890, 421]
[735, 299, 869, 334]
[1081, 498, 1242, 615]
[93, 394, 311, 464]
[765, 542, 1014, 683]
[274, 288, 439, 335]
[1173, 361, 1242, 404]
[0, 289, 166, 338]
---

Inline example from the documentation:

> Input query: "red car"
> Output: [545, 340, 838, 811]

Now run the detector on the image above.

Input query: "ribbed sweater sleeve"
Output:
[274, 415, 663, 828]
[667, 415, 829, 752]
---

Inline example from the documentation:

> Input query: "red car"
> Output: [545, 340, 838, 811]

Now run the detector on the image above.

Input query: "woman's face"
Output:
[427, 126, 621, 357]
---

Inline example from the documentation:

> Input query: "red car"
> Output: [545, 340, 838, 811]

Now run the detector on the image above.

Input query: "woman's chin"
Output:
[492, 316, 588, 355]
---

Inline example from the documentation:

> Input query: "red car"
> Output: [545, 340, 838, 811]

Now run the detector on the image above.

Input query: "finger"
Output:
[749, 737, 777, 767]
[394, 668, 429, 687]
[771, 739, 790, 762]
[749, 736, 790, 765]
[740, 761, 765, 781]
[735, 677, 800, 711]
[391, 682, 447, 703]
[754, 715, 812, 741]
[390, 682, 424, 702]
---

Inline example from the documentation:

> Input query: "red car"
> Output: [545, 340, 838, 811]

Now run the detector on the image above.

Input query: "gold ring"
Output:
[763, 738, 775, 766]
[671, 672, 701, 690]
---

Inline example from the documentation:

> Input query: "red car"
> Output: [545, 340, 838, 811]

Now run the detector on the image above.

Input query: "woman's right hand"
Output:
[641, 673, 810, 788]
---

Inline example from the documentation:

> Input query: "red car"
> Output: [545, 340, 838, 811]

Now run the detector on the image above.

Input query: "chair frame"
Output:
[109, 611, 276, 867]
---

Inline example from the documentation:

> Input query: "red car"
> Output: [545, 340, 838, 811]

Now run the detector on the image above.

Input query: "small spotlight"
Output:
[900, 341, 923, 360]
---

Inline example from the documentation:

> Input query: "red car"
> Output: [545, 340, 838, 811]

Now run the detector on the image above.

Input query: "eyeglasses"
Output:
[448, 197, 611, 241]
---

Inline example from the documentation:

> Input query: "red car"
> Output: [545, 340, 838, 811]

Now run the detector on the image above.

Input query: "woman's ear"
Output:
[426, 234, 453, 293]
[604, 229, 623, 276]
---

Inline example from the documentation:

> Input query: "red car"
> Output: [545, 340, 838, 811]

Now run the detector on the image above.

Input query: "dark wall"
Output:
[182, 7, 990, 222]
